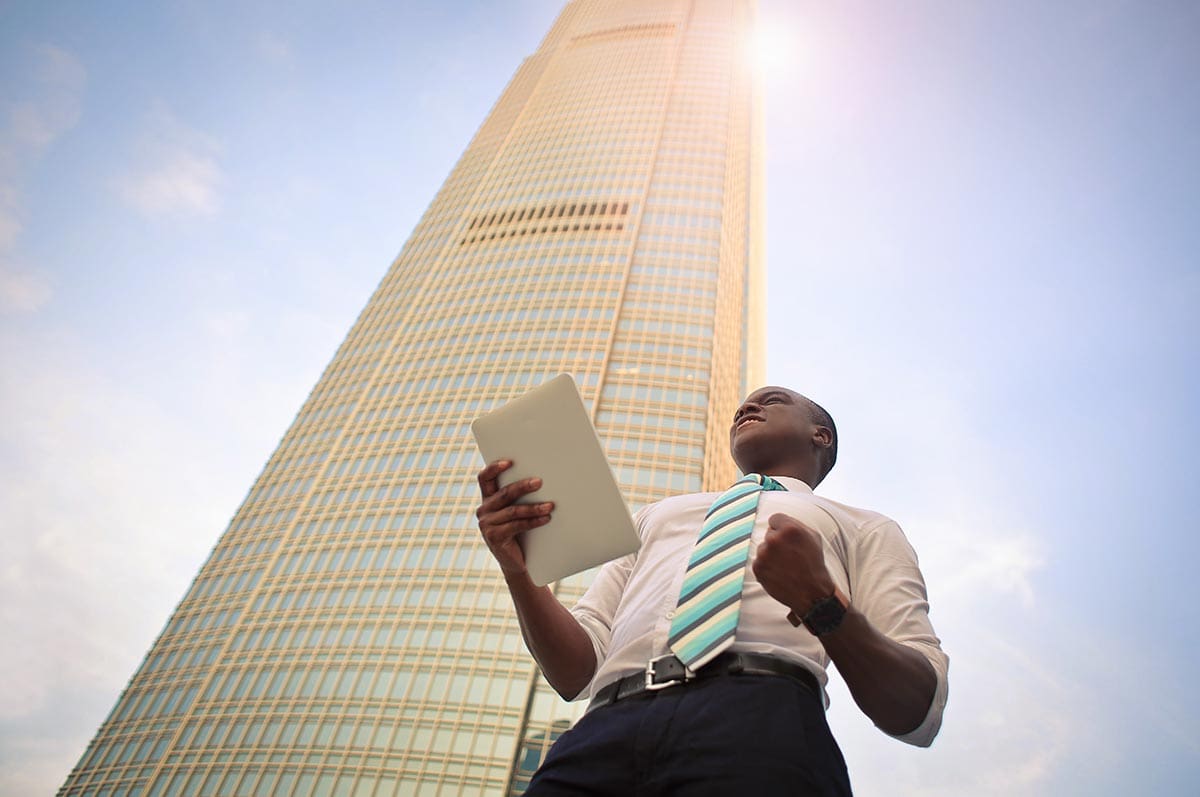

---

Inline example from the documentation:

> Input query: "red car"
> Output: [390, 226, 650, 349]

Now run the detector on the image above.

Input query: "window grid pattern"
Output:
[60, 1, 763, 795]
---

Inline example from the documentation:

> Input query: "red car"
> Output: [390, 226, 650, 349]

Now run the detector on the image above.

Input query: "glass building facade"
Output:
[60, 0, 765, 794]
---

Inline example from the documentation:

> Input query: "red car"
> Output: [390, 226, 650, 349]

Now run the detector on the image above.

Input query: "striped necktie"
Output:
[668, 473, 786, 670]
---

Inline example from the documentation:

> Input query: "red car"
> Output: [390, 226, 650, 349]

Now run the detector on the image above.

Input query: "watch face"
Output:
[804, 595, 847, 635]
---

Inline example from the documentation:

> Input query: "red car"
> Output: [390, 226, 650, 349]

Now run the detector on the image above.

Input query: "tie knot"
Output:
[740, 473, 787, 492]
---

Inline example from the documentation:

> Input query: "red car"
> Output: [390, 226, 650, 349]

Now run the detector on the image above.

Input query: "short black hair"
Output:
[802, 397, 838, 485]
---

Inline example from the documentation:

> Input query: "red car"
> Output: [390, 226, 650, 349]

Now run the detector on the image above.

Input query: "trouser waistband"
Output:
[587, 652, 820, 714]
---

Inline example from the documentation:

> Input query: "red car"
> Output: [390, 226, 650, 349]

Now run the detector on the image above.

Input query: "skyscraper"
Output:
[60, 0, 765, 794]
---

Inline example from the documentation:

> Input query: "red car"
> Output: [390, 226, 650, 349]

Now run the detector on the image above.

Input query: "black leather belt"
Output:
[587, 652, 820, 714]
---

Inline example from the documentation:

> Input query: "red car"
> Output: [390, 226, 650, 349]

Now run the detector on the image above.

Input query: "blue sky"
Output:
[1, 1, 1197, 794]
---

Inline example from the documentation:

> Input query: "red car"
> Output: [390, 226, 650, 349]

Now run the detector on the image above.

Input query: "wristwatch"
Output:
[787, 588, 850, 636]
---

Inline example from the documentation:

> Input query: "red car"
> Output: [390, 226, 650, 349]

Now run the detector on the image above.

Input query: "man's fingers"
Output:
[482, 502, 554, 530]
[488, 513, 553, 539]
[480, 505, 554, 543]
[473, 461, 551, 579]
[488, 501, 554, 526]
[476, 459, 513, 499]
[767, 512, 819, 537]
[476, 476, 544, 517]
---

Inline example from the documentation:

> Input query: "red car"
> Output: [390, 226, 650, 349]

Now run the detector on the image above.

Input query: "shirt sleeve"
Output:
[850, 518, 950, 747]
[566, 504, 650, 694]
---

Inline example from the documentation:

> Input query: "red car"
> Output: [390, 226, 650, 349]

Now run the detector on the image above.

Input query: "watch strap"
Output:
[786, 587, 850, 634]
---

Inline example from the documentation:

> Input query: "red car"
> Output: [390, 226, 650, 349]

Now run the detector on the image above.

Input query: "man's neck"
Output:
[741, 462, 816, 488]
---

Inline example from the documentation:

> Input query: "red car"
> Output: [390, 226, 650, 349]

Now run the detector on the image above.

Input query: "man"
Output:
[475, 386, 948, 795]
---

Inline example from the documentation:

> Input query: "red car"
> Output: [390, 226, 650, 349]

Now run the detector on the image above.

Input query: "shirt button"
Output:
[666, 610, 675, 619]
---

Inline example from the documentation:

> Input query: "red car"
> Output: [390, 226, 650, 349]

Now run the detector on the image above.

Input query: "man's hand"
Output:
[473, 460, 594, 699]
[752, 512, 837, 619]
[475, 459, 554, 579]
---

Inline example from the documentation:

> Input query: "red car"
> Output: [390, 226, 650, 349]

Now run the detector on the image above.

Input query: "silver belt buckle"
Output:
[645, 654, 692, 691]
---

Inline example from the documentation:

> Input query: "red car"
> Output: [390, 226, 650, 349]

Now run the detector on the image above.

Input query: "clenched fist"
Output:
[751, 512, 837, 622]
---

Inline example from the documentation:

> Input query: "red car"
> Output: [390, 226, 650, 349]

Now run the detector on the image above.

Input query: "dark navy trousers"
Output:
[525, 674, 853, 796]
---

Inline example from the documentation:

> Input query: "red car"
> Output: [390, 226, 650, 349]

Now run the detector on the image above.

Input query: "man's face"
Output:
[728, 386, 820, 474]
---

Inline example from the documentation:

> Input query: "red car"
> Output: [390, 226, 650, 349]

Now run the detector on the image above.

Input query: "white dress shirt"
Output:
[569, 476, 949, 747]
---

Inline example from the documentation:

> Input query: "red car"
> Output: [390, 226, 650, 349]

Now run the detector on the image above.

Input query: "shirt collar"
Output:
[767, 475, 814, 494]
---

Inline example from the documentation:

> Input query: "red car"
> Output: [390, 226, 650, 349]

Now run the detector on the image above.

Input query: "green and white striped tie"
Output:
[668, 473, 786, 671]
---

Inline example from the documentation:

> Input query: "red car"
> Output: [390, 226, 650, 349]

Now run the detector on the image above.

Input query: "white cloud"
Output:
[0, 185, 21, 250]
[922, 519, 1046, 609]
[822, 595, 1160, 796]
[3, 44, 86, 155]
[0, 261, 53, 313]
[9, 100, 75, 152]
[0, 43, 85, 319]
[118, 149, 222, 215]
[257, 32, 294, 66]
[0, 335, 236, 792]
[116, 111, 224, 217]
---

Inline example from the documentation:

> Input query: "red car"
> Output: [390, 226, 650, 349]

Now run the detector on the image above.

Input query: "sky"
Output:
[1, 1, 1197, 795]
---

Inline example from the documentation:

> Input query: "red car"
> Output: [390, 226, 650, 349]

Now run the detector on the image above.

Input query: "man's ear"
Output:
[812, 426, 833, 451]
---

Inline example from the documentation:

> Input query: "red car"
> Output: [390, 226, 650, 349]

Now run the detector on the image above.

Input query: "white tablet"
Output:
[471, 374, 640, 586]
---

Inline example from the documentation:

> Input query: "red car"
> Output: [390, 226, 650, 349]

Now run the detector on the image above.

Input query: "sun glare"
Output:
[747, 23, 797, 75]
